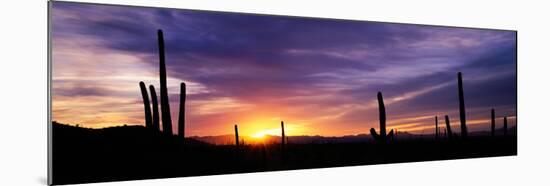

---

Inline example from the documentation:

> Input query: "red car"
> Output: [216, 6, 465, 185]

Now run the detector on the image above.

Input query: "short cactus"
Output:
[178, 82, 186, 139]
[281, 121, 286, 146]
[234, 124, 239, 149]
[281, 121, 286, 162]
[503, 116, 508, 136]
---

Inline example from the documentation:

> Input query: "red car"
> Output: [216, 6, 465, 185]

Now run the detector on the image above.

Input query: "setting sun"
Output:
[250, 128, 284, 139]
[252, 132, 266, 138]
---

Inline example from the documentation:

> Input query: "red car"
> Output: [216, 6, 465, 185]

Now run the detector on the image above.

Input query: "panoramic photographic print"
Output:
[49, 1, 517, 185]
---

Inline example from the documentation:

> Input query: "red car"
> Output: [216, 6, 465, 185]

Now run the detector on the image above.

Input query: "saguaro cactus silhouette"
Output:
[178, 82, 186, 139]
[445, 115, 453, 139]
[158, 29, 173, 134]
[435, 116, 439, 139]
[503, 116, 508, 136]
[491, 109, 495, 137]
[281, 121, 286, 162]
[234, 124, 240, 149]
[139, 81, 152, 128]
[149, 85, 160, 131]
[370, 92, 394, 142]
[281, 121, 286, 146]
[457, 72, 468, 138]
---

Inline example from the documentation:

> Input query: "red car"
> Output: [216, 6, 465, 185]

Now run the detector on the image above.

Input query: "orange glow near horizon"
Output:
[52, 103, 518, 137]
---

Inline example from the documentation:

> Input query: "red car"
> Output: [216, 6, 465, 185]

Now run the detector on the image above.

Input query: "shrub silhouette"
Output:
[178, 82, 186, 139]
[503, 116, 508, 136]
[457, 72, 468, 138]
[370, 92, 394, 143]
[445, 115, 453, 139]
[149, 85, 160, 131]
[491, 109, 495, 137]
[139, 81, 152, 128]
[158, 29, 173, 135]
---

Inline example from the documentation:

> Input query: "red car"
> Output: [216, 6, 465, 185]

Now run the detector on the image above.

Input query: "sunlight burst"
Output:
[252, 132, 266, 138]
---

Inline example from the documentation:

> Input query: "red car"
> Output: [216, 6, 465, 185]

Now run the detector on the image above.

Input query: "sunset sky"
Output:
[51, 2, 517, 137]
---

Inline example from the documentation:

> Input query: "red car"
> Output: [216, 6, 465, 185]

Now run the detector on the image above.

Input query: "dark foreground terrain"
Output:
[51, 123, 516, 185]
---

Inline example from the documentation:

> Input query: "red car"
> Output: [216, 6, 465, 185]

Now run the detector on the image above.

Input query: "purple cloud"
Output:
[51, 1, 517, 136]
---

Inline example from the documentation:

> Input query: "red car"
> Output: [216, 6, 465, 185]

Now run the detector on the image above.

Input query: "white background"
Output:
[1, 0, 549, 185]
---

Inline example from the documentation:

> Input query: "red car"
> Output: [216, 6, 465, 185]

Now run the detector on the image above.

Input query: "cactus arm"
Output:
[445, 115, 453, 139]
[387, 129, 394, 141]
[139, 81, 152, 128]
[149, 85, 160, 131]
[370, 128, 380, 141]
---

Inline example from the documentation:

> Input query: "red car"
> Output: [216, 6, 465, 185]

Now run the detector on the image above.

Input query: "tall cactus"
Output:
[234, 124, 239, 149]
[445, 115, 453, 139]
[491, 109, 495, 137]
[370, 92, 394, 142]
[457, 72, 468, 138]
[158, 29, 173, 134]
[139, 81, 152, 128]
[178, 82, 186, 139]
[149, 85, 160, 131]
[435, 116, 439, 139]
[503, 116, 508, 136]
